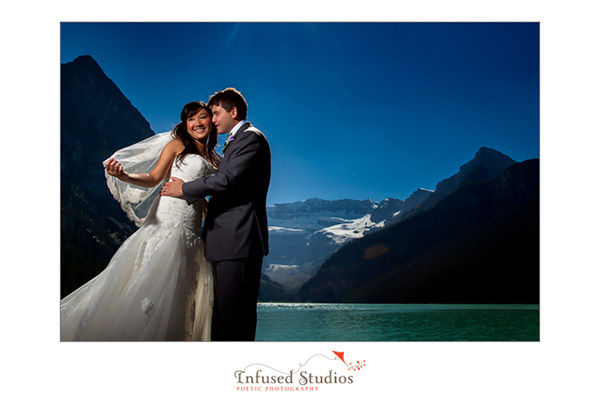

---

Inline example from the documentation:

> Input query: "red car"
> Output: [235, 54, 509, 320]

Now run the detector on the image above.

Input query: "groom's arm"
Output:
[182, 132, 262, 205]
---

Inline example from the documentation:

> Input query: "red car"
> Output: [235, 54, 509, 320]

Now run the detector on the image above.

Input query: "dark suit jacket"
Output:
[182, 122, 270, 262]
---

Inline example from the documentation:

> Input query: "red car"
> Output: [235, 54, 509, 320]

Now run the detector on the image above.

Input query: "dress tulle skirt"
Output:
[60, 218, 213, 341]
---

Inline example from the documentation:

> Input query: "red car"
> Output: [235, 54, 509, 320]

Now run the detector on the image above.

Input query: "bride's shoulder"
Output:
[163, 138, 185, 155]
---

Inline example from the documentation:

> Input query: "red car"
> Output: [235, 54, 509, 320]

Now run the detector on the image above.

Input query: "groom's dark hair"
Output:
[208, 87, 248, 120]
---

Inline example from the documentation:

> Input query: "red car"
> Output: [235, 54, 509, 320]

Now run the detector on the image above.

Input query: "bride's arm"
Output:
[106, 139, 185, 188]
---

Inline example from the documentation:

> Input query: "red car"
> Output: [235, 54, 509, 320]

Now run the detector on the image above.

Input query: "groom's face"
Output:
[211, 104, 238, 135]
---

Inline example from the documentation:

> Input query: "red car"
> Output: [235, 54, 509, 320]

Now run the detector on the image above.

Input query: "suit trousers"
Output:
[211, 256, 263, 341]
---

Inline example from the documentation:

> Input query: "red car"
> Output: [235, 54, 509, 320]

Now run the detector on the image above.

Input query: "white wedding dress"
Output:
[60, 132, 215, 341]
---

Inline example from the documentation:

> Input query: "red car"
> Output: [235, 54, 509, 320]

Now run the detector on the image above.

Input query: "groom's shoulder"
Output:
[243, 123, 262, 135]
[243, 124, 268, 142]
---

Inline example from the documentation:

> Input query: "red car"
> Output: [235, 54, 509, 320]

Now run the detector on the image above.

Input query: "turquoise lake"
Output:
[255, 303, 539, 341]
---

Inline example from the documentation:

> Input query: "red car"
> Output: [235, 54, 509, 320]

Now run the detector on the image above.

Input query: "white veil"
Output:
[104, 131, 174, 227]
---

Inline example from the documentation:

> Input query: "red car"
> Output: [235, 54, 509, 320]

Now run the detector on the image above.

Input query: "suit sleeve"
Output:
[182, 132, 261, 205]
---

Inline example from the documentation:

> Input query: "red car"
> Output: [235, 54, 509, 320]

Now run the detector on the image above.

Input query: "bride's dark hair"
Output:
[171, 101, 220, 169]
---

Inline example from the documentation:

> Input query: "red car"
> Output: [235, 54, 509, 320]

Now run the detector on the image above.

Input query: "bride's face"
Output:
[186, 109, 213, 142]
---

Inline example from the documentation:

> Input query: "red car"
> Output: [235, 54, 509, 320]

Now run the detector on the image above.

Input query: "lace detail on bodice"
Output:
[145, 154, 215, 242]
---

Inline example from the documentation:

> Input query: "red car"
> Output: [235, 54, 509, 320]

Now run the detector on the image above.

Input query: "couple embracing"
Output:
[60, 88, 271, 341]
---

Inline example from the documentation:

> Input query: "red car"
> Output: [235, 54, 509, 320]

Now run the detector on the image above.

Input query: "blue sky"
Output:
[61, 22, 539, 206]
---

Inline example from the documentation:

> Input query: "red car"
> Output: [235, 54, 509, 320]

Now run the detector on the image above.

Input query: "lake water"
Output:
[255, 303, 539, 341]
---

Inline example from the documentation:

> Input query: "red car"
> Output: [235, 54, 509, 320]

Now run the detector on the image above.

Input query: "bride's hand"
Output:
[105, 158, 128, 179]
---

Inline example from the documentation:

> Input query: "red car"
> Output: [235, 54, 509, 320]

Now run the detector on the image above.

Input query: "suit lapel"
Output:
[223, 122, 251, 157]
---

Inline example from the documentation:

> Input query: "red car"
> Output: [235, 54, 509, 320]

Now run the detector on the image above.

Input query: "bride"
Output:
[60, 101, 220, 341]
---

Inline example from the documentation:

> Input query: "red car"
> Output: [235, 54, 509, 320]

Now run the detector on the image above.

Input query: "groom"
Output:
[162, 88, 270, 341]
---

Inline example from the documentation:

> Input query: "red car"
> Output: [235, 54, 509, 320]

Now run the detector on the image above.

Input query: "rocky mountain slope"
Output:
[61, 55, 155, 298]
[298, 159, 539, 304]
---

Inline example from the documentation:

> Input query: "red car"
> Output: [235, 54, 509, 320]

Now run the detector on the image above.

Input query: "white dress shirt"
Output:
[228, 119, 248, 138]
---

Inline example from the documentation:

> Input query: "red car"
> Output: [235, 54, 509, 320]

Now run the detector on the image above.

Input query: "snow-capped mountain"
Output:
[264, 190, 433, 290]
[263, 147, 517, 294]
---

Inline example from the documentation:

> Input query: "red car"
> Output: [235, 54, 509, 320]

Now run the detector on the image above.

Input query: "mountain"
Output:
[406, 147, 516, 217]
[61, 55, 155, 298]
[263, 148, 516, 295]
[265, 198, 378, 291]
[298, 158, 539, 304]
[263, 192, 435, 292]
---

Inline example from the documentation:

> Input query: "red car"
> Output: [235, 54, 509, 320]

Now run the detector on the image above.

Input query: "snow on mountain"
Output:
[319, 214, 386, 245]
[268, 198, 377, 236]
[268, 226, 305, 234]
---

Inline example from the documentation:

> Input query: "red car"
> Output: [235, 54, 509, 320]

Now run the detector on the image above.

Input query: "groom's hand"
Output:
[161, 177, 185, 199]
